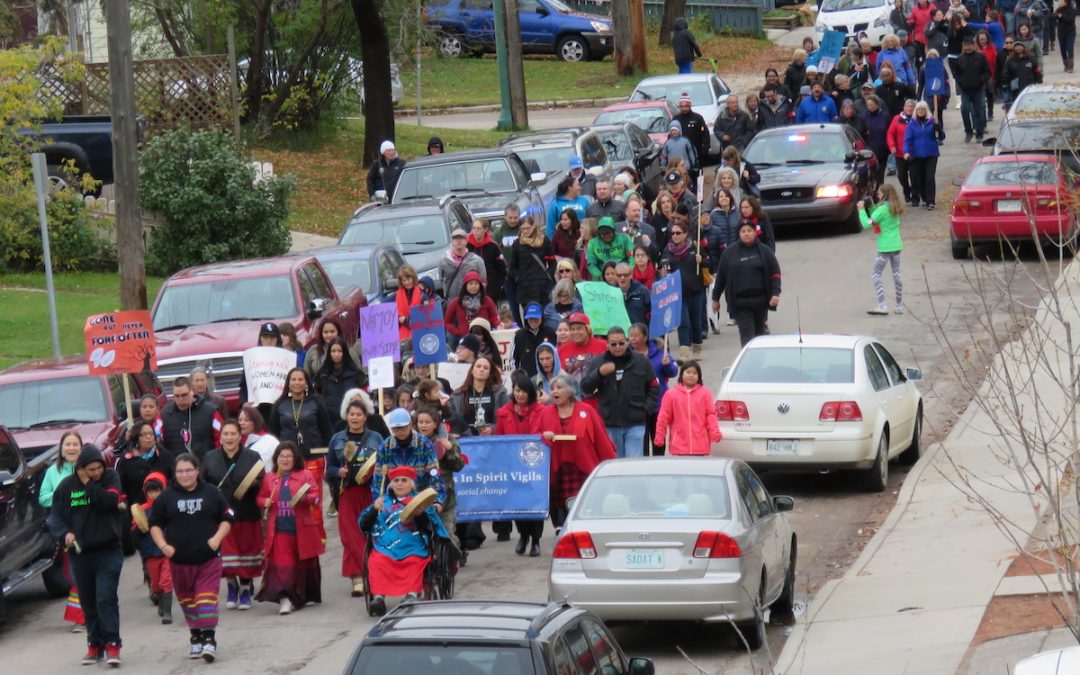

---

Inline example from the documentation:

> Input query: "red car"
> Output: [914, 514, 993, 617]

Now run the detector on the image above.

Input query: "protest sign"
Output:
[813, 30, 846, 73]
[924, 57, 949, 98]
[84, 310, 156, 375]
[577, 281, 631, 334]
[649, 270, 683, 338]
[368, 355, 395, 390]
[359, 303, 400, 366]
[438, 362, 471, 390]
[410, 302, 447, 366]
[455, 436, 550, 522]
[242, 346, 296, 405]
[491, 329, 516, 371]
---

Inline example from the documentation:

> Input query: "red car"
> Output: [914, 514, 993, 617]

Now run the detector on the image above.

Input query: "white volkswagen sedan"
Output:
[714, 334, 923, 491]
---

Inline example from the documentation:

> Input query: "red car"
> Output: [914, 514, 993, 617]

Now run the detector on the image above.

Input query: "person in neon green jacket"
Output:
[858, 183, 905, 315]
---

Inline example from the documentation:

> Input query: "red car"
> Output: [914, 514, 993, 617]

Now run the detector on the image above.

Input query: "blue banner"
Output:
[410, 302, 447, 366]
[455, 436, 550, 522]
[649, 269, 682, 338]
[923, 58, 949, 97]
[810, 30, 846, 72]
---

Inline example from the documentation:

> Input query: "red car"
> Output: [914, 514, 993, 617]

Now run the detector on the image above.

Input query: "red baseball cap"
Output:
[568, 312, 589, 326]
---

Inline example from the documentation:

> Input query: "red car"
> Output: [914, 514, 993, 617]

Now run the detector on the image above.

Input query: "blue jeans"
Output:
[960, 88, 986, 137]
[1062, 25, 1076, 63]
[1004, 11, 1017, 36]
[70, 547, 123, 646]
[608, 425, 646, 458]
[677, 60, 693, 74]
[678, 291, 705, 347]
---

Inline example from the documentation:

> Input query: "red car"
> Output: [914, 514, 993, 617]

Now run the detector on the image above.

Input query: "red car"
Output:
[950, 154, 1078, 260]
[151, 254, 366, 412]
[0, 357, 163, 463]
[593, 100, 680, 144]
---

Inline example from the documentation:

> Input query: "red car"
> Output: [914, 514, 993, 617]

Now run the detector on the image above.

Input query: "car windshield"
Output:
[347, 645, 534, 672]
[0, 377, 109, 429]
[318, 258, 371, 294]
[965, 161, 1059, 186]
[745, 132, 850, 165]
[821, 0, 884, 11]
[730, 347, 855, 384]
[595, 108, 669, 134]
[632, 82, 712, 107]
[393, 159, 518, 200]
[152, 276, 297, 330]
[1011, 91, 1080, 117]
[576, 475, 731, 519]
[341, 214, 450, 253]
[511, 146, 573, 174]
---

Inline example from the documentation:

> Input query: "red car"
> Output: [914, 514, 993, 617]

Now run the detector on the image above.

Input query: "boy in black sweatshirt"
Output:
[48, 445, 126, 667]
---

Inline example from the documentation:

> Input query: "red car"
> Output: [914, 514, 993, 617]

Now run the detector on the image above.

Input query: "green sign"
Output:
[577, 281, 631, 335]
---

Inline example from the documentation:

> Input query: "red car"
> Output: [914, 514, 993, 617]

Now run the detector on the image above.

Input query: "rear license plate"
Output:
[624, 549, 665, 569]
[766, 439, 798, 455]
[997, 200, 1022, 213]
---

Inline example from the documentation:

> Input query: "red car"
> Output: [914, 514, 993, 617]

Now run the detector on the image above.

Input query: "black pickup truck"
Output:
[21, 115, 127, 193]
[0, 425, 67, 621]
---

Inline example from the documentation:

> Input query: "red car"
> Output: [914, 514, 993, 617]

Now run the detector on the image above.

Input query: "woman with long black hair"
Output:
[495, 371, 546, 557]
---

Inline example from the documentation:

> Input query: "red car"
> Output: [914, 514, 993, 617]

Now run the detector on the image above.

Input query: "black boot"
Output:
[515, 535, 527, 556]
[529, 538, 542, 557]
[200, 630, 216, 663]
[159, 593, 173, 624]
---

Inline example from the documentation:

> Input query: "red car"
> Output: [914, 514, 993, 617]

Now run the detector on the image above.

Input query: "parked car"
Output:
[628, 73, 731, 158]
[1015, 646, 1080, 675]
[151, 255, 365, 407]
[340, 198, 473, 293]
[342, 600, 655, 674]
[424, 0, 614, 62]
[0, 357, 163, 463]
[548, 456, 796, 650]
[743, 123, 877, 232]
[593, 100, 681, 144]
[950, 154, 1078, 259]
[22, 115, 145, 193]
[814, 0, 893, 48]
[591, 122, 664, 195]
[989, 118, 1080, 176]
[498, 127, 613, 185]
[714, 334, 923, 492]
[307, 244, 404, 305]
[391, 149, 552, 231]
[1003, 83, 1080, 124]
[0, 424, 69, 621]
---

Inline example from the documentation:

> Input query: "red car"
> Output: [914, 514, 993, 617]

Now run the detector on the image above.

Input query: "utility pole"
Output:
[630, 0, 648, 73]
[503, 0, 528, 129]
[492, 0, 514, 131]
[105, 0, 147, 310]
[613, 0, 634, 76]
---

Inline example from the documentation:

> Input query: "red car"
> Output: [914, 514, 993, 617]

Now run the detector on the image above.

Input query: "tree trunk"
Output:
[630, 0, 648, 72]
[246, 0, 271, 126]
[612, 0, 634, 76]
[352, 0, 395, 167]
[503, 0, 528, 128]
[659, 0, 686, 47]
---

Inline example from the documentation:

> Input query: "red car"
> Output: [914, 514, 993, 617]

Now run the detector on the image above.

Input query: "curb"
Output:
[394, 95, 627, 118]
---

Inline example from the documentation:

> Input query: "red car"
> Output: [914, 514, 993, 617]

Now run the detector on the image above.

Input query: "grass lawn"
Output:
[0, 273, 164, 370]
[251, 120, 511, 238]
[398, 32, 775, 109]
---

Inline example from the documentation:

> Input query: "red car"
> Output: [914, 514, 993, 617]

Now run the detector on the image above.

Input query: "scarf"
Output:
[467, 232, 493, 249]
[518, 226, 545, 248]
[633, 262, 656, 288]
[666, 237, 693, 258]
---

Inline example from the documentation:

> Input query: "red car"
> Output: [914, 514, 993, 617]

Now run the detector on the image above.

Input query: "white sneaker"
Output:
[726, 318, 736, 326]
[894, 305, 905, 314]
[279, 598, 294, 615]
[201, 643, 216, 663]
[867, 306, 889, 316]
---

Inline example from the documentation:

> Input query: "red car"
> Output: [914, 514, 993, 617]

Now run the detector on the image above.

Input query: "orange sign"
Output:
[84, 310, 157, 375]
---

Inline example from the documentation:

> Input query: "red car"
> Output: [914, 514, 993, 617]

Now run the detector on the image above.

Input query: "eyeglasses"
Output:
[558, 268, 574, 274]
[671, 230, 685, 237]
[616, 273, 630, 278]
[608, 340, 627, 347]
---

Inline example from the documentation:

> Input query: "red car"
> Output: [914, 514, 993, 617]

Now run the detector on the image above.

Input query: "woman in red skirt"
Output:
[256, 442, 323, 615]
[200, 419, 265, 611]
[326, 400, 383, 596]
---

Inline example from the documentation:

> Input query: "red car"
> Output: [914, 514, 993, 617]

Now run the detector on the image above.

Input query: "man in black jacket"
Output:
[365, 140, 406, 200]
[585, 180, 626, 221]
[580, 327, 659, 458]
[161, 377, 222, 461]
[956, 36, 991, 142]
[48, 446, 126, 666]
[674, 94, 711, 177]
[1004, 41, 1041, 104]
[758, 84, 792, 130]
[671, 17, 702, 73]
[714, 95, 755, 153]
[512, 304, 557, 376]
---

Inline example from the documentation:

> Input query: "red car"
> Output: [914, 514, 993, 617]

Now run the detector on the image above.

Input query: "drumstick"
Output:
[217, 463, 236, 489]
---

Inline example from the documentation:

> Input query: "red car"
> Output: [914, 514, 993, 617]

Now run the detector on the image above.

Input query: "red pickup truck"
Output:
[151, 254, 366, 411]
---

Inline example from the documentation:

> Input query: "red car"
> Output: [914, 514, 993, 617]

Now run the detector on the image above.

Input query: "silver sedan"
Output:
[548, 456, 796, 650]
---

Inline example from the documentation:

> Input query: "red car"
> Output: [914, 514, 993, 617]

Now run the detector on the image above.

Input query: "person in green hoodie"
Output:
[859, 183, 905, 316]
[586, 216, 634, 280]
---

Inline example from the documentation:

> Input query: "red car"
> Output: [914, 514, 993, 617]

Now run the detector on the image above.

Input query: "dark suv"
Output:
[342, 600, 655, 675]
[499, 128, 613, 185]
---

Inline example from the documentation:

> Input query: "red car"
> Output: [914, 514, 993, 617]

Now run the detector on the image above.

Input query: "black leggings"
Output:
[908, 155, 938, 206]
[515, 520, 543, 543]
[734, 306, 769, 346]
[895, 155, 912, 202]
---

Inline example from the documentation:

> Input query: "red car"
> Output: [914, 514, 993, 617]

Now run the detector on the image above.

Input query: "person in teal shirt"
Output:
[858, 184, 905, 316]
[586, 217, 633, 280]
[40, 431, 83, 508]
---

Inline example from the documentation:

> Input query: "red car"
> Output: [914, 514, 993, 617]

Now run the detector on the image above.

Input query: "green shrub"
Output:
[0, 188, 115, 272]
[139, 126, 295, 276]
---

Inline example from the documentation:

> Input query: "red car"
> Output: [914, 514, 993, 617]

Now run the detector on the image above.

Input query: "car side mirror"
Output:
[307, 297, 327, 320]
[537, 4, 549, 15]
[384, 278, 399, 291]
[530, 171, 547, 182]
[981, 137, 996, 147]
[565, 496, 577, 511]
[772, 495, 795, 512]
[628, 657, 655, 675]
[373, 189, 388, 203]
[845, 151, 857, 163]
[858, 148, 874, 161]
[0, 470, 15, 487]
[951, 175, 966, 187]
[905, 367, 922, 381]
[720, 366, 730, 378]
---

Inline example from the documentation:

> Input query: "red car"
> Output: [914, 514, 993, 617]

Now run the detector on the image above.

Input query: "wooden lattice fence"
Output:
[37, 54, 237, 135]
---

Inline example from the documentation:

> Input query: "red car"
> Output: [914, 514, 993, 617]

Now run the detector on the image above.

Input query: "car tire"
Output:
[770, 537, 797, 619]
[556, 35, 590, 62]
[951, 234, 969, 260]
[41, 557, 70, 598]
[735, 576, 766, 651]
[898, 406, 922, 466]
[863, 431, 889, 493]
[47, 163, 101, 198]
[438, 33, 466, 59]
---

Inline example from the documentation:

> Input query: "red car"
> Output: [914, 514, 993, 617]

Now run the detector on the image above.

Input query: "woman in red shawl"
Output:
[538, 372, 617, 530]
[496, 370, 547, 556]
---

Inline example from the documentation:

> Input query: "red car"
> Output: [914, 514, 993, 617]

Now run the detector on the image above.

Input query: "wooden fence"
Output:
[37, 54, 236, 135]
[563, 0, 771, 36]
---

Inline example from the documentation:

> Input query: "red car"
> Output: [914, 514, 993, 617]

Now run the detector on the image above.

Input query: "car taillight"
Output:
[954, 198, 982, 210]
[553, 531, 597, 559]
[715, 400, 749, 421]
[1036, 197, 1059, 210]
[815, 184, 853, 199]
[819, 401, 863, 422]
[693, 531, 742, 558]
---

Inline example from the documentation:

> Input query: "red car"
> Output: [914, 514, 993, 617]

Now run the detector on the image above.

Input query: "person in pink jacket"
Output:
[653, 361, 721, 455]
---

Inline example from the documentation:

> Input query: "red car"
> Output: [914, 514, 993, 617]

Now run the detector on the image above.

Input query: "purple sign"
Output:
[359, 303, 400, 365]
